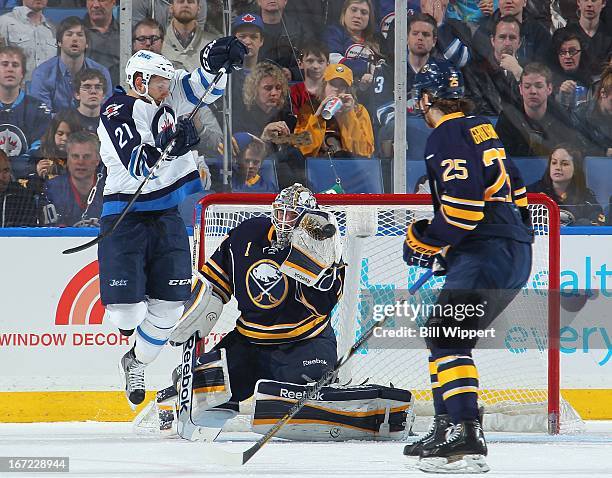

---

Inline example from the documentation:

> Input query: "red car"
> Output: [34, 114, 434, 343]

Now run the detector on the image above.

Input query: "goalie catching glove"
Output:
[403, 219, 447, 274]
[280, 210, 342, 286]
[169, 273, 223, 345]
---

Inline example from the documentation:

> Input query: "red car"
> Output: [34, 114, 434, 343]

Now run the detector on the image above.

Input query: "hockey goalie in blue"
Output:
[147, 184, 414, 443]
[401, 63, 534, 473]
[97, 37, 247, 410]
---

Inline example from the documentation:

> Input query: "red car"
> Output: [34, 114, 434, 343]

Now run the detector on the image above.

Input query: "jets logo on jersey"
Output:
[246, 260, 288, 309]
[152, 105, 176, 138]
[0, 124, 28, 156]
[103, 103, 123, 119]
[345, 43, 375, 61]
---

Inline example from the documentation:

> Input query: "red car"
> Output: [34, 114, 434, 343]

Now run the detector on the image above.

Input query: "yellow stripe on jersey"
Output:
[201, 264, 231, 294]
[437, 365, 479, 386]
[441, 195, 485, 207]
[514, 187, 526, 196]
[208, 258, 229, 282]
[238, 313, 321, 331]
[442, 204, 485, 222]
[440, 206, 477, 231]
[236, 314, 328, 340]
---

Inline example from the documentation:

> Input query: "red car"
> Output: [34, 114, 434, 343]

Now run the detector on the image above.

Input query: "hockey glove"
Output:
[200, 36, 248, 74]
[156, 117, 201, 158]
[403, 219, 443, 269]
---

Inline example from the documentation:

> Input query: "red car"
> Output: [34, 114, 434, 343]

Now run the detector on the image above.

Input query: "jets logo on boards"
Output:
[103, 103, 123, 119]
[246, 260, 288, 309]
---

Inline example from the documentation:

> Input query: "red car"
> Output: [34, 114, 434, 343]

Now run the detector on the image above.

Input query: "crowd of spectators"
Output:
[0, 0, 609, 228]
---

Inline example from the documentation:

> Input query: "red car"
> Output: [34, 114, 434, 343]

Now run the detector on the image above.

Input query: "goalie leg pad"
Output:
[169, 275, 223, 345]
[191, 348, 233, 420]
[251, 380, 414, 441]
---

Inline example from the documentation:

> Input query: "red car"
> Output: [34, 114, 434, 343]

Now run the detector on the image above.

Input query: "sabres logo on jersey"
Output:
[103, 103, 123, 119]
[246, 260, 288, 309]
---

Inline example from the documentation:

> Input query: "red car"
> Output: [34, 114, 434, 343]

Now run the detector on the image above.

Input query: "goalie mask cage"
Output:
[193, 193, 583, 435]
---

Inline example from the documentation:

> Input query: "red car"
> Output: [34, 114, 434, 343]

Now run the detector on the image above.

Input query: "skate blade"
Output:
[418, 455, 489, 474]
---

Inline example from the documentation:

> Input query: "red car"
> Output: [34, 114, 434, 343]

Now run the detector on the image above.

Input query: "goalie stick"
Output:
[201, 268, 435, 465]
[62, 65, 229, 255]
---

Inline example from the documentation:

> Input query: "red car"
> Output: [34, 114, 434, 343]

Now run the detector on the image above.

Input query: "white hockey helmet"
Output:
[272, 183, 318, 247]
[125, 50, 175, 104]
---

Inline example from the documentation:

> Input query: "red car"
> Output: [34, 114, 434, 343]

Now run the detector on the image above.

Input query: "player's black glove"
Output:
[156, 117, 200, 158]
[403, 219, 443, 269]
[200, 36, 248, 74]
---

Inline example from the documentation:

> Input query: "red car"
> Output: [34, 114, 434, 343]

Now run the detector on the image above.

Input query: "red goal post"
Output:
[193, 193, 579, 434]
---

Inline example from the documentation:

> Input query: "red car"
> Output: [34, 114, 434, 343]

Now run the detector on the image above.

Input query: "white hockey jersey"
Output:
[98, 68, 226, 217]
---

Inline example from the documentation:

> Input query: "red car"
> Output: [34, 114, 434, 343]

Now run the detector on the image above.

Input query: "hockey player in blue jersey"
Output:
[97, 37, 247, 409]
[401, 63, 533, 473]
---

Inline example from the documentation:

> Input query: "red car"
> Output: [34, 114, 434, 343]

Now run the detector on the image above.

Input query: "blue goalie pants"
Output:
[210, 324, 338, 402]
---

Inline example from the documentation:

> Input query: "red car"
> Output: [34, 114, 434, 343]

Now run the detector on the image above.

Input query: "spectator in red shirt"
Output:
[290, 41, 330, 123]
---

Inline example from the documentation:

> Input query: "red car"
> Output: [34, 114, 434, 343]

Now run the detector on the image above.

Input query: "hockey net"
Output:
[192, 193, 584, 435]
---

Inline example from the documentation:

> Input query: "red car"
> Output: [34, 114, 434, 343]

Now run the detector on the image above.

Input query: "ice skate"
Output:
[418, 420, 489, 473]
[403, 414, 452, 457]
[121, 347, 146, 409]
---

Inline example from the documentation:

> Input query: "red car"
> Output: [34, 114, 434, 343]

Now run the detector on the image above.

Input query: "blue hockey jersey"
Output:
[200, 217, 345, 345]
[420, 113, 533, 248]
[98, 67, 226, 217]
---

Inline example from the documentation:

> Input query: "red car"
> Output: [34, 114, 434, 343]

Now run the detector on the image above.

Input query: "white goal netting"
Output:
[193, 193, 583, 435]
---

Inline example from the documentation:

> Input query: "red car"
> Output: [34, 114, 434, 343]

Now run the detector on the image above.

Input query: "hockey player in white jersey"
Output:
[97, 37, 247, 409]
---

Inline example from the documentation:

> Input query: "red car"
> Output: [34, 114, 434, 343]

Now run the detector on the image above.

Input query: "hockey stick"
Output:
[62, 66, 228, 255]
[201, 268, 434, 465]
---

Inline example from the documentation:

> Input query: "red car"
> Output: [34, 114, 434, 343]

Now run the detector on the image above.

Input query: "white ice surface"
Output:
[1, 421, 611, 477]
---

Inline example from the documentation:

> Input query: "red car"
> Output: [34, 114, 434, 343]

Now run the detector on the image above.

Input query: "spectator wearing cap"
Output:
[29, 16, 112, 115]
[233, 13, 265, 72]
[294, 63, 374, 158]
[229, 13, 265, 116]
[0, 0, 56, 82]
[162, 0, 218, 72]
[231, 132, 276, 192]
